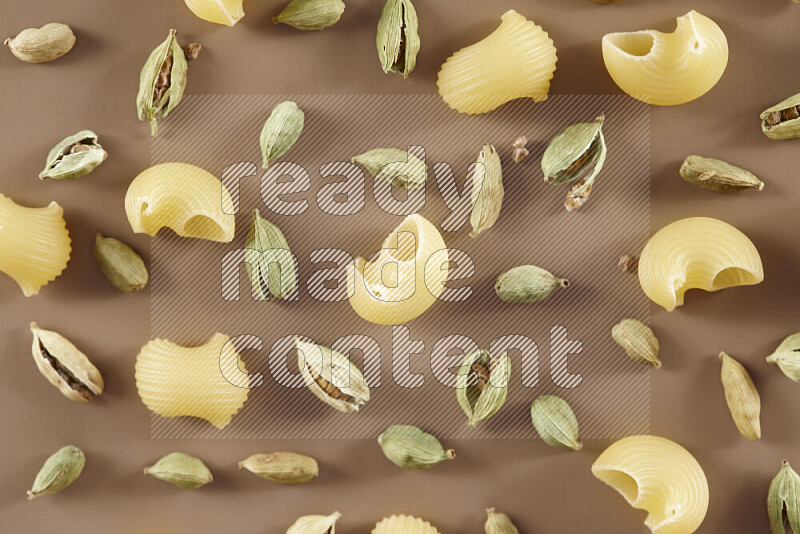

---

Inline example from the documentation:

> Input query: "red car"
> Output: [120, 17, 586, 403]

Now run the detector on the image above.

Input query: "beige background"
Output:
[1, 0, 798, 532]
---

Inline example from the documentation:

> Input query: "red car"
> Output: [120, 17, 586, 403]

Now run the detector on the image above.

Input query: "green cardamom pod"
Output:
[144, 452, 213, 489]
[245, 209, 297, 300]
[768, 460, 800, 534]
[260, 101, 305, 167]
[377, 425, 455, 470]
[94, 233, 148, 293]
[287, 512, 341, 534]
[530, 395, 582, 450]
[376, 0, 420, 78]
[238, 452, 319, 484]
[136, 29, 188, 136]
[296, 338, 370, 413]
[719, 351, 761, 441]
[766, 332, 800, 382]
[761, 93, 800, 140]
[470, 144, 504, 238]
[5, 23, 75, 63]
[455, 350, 510, 427]
[679, 155, 764, 193]
[27, 445, 85, 500]
[39, 130, 107, 181]
[485, 508, 519, 534]
[494, 265, 569, 304]
[352, 148, 427, 189]
[611, 318, 661, 368]
[274, 0, 345, 31]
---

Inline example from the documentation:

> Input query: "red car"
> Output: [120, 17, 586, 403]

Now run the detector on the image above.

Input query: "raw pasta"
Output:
[183, 0, 244, 26]
[0, 194, 71, 297]
[372, 515, 441, 534]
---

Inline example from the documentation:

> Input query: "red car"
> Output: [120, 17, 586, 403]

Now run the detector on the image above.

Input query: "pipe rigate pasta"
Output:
[372, 515, 442, 534]
[183, 0, 244, 26]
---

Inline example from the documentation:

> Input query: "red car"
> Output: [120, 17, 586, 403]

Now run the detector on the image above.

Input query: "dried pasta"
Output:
[592, 435, 709, 534]
[347, 214, 448, 325]
[183, 0, 244, 26]
[372, 515, 441, 534]
[135, 333, 250, 429]
[437, 10, 557, 115]
[0, 194, 71, 297]
[602, 11, 728, 106]
[125, 162, 236, 243]
[638, 217, 763, 311]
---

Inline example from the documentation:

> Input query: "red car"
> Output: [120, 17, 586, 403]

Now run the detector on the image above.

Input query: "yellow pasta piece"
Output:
[437, 10, 557, 115]
[602, 11, 728, 106]
[135, 333, 250, 429]
[125, 162, 236, 243]
[0, 194, 71, 297]
[372, 515, 441, 534]
[347, 214, 448, 325]
[183, 0, 244, 26]
[592, 435, 709, 534]
[638, 217, 763, 311]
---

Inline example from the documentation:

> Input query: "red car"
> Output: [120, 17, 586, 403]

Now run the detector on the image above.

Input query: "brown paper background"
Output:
[1, 0, 798, 532]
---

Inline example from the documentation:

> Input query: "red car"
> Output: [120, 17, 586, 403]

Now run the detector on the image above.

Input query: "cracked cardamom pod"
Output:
[768, 460, 800, 534]
[27, 445, 85, 500]
[260, 101, 305, 167]
[611, 318, 661, 368]
[144, 452, 213, 489]
[485, 508, 519, 534]
[94, 233, 148, 293]
[136, 29, 188, 136]
[719, 351, 761, 440]
[494, 265, 569, 303]
[5, 23, 75, 63]
[287, 512, 341, 534]
[530, 395, 582, 450]
[30, 323, 103, 402]
[352, 148, 427, 189]
[679, 155, 764, 193]
[761, 93, 800, 140]
[246, 209, 297, 300]
[377, 0, 420, 78]
[378, 425, 455, 470]
[456, 350, 510, 427]
[766, 333, 800, 382]
[469, 144, 504, 238]
[238, 452, 319, 484]
[296, 338, 370, 413]
[274, 0, 345, 30]
[39, 130, 107, 181]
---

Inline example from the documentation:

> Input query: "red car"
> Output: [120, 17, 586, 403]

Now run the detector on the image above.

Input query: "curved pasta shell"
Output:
[135, 333, 250, 429]
[125, 163, 236, 243]
[437, 10, 557, 115]
[638, 217, 763, 311]
[346, 214, 448, 325]
[0, 194, 71, 296]
[592, 435, 709, 534]
[372, 515, 441, 534]
[184, 0, 244, 26]
[602, 11, 728, 106]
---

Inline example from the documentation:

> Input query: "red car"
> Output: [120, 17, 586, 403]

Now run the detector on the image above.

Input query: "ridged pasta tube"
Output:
[372, 515, 441, 534]
[184, 0, 244, 26]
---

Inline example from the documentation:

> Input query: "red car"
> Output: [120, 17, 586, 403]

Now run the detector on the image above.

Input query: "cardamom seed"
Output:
[485, 508, 519, 534]
[679, 155, 764, 193]
[377, 0, 420, 78]
[296, 338, 370, 412]
[719, 351, 761, 441]
[766, 332, 800, 382]
[5, 23, 75, 63]
[238, 452, 319, 484]
[144, 452, 213, 489]
[27, 445, 85, 500]
[245, 209, 297, 300]
[260, 101, 305, 168]
[274, 0, 345, 31]
[470, 144, 504, 238]
[94, 233, 148, 293]
[618, 254, 636, 272]
[30, 323, 104, 402]
[184, 42, 203, 61]
[377, 424, 455, 470]
[611, 318, 661, 368]
[494, 265, 569, 303]
[511, 136, 529, 163]
[352, 148, 427, 189]
[530, 395, 582, 450]
[455, 350, 510, 427]
[136, 29, 188, 136]
[39, 130, 107, 181]
[768, 460, 800, 534]
[761, 92, 800, 140]
[287, 512, 341, 534]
